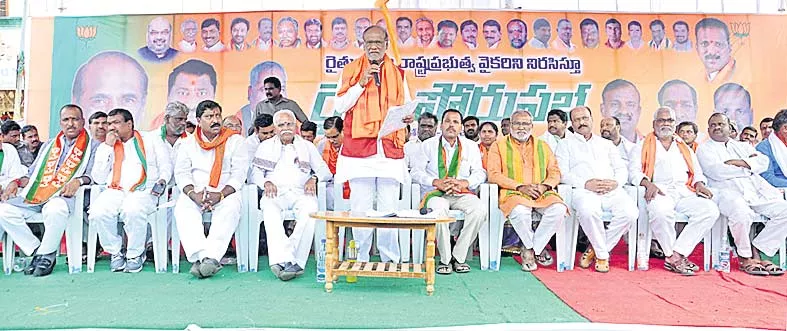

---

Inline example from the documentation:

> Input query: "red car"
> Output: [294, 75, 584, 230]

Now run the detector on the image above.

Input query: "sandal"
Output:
[536, 249, 554, 267]
[739, 261, 769, 276]
[664, 258, 696, 276]
[685, 260, 700, 272]
[758, 260, 785, 276]
[650, 241, 666, 259]
[436, 263, 452, 275]
[451, 260, 471, 273]
[579, 247, 595, 269]
[594, 259, 609, 273]
[520, 248, 538, 272]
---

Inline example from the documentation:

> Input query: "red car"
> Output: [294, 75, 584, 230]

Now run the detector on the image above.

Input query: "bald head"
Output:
[72, 51, 149, 126]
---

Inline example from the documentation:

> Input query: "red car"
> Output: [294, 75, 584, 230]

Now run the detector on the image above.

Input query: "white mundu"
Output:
[555, 132, 637, 261]
[89, 131, 172, 260]
[173, 131, 248, 263]
[697, 139, 787, 259]
[332, 65, 412, 263]
[252, 135, 332, 269]
[411, 135, 488, 266]
[629, 138, 719, 258]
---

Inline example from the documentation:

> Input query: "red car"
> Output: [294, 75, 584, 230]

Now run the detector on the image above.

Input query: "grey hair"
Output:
[164, 101, 189, 117]
[511, 109, 533, 119]
[273, 109, 296, 126]
[653, 106, 676, 120]
[180, 19, 196, 30]
[278, 16, 299, 32]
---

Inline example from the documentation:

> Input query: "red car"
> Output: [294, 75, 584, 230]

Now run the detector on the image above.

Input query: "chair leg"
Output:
[249, 220, 261, 272]
[87, 219, 98, 273]
[478, 184, 490, 270]
[66, 214, 82, 274]
[2, 234, 13, 275]
[628, 219, 637, 271]
[171, 222, 180, 273]
[703, 229, 712, 272]
[235, 215, 248, 273]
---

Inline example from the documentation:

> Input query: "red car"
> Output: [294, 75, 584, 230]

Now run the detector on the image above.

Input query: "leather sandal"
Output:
[594, 259, 609, 273]
[579, 247, 595, 269]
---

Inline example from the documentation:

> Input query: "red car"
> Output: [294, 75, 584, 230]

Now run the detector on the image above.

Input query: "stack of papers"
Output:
[364, 209, 441, 219]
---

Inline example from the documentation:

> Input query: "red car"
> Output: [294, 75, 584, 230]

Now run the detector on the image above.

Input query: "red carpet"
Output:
[527, 247, 787, 330]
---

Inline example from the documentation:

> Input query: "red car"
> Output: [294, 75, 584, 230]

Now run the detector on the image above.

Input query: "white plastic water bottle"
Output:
[316, 239, 326, 282]
[636, 233, 649, 271]
[716, 233, 731, 273]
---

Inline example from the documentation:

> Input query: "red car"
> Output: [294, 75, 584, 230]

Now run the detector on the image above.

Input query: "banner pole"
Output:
[13, 0, 28, 121]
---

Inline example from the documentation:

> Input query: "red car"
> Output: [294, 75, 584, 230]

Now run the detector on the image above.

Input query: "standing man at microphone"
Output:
[334, 25, 414, 263]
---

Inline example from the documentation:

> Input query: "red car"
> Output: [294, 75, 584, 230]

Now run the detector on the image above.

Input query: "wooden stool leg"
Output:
[325, 220, 336, 293]
[425, 225, 436, 296]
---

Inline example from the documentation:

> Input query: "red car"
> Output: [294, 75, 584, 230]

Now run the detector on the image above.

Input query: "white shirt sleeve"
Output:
[554, 140, 580, 187]
[410, 139, 436, 187]
[608, 141, 628, 188]
[174, 139, 194, 192]
[90, 143, 113, 185]
[152, 135, 173, 183]
[308, 143, 333, 182]
[0, 146, 27, 187]
[226, 136, 249, 192]
[628, 141, 646, 185]
[465, 140, 487, 190]
[334, 74, 365, 115]
[251, 143, 270, 188]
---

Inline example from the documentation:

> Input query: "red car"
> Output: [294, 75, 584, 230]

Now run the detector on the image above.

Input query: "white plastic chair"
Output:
[2, 187, 88, 275]
[170, 188, 249, 273]
[410, 183, 492, 268]
[636, 186, 712, 271]
[85, 185, 169, 273]
[246, 182, 326, 272]
[561, 185, 638, 271]
[484, 184, 572, 272]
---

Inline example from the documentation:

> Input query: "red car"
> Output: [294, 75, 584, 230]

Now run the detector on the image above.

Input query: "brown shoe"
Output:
[579, 247, 595, 269]
[595, 259, 609, 273]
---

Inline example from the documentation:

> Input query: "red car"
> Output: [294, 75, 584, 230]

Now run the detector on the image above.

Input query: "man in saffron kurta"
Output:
[487, 110, 566, 272]
[89, 109, 172, 273]
[333, 26, 414, 263]
[0, 105, 98, 277]
[174, 100, 249, 279]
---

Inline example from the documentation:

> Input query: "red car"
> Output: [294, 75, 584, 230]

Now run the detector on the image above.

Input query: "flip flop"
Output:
[436, 263, 452, 275]
[759, 260, 785, 276]
[451, 260, 471, 273]
[739, 262, 769, 276]
[536, 250, 554, 267]
[520, 248, 538, 272]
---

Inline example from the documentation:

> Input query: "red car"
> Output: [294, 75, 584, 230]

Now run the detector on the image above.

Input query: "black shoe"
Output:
[198, 258, 222, 278]
[145, 242, 155, 262]
[24, 255, 41, 275]
[32, 253, 57, 277]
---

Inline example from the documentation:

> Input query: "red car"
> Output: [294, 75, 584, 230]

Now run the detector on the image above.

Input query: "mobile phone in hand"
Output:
[151, 181, 166, 195]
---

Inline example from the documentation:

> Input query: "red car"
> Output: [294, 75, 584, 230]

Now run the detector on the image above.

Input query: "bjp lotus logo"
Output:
[730, 21, 750, 45]
[76, 25, 97, 46]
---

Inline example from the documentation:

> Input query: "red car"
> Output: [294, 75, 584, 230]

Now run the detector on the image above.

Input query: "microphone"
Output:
[419, 207, 432, 215]
[370, 59, 381, 87]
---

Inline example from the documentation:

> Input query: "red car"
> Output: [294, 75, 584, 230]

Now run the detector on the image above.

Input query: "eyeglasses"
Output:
[511, 121, 532, 127]
[655, 118, 675, 125]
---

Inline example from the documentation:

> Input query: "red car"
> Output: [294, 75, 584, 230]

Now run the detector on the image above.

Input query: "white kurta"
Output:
[252, 136, 332, 268]
[629, 137, 720, 257]
[613, 136, 636, 165]
[245, 134, 262, 181]
[0, 143, 28, 188]
[403, 139, 422, 171]
[332, 65, 413, 263]
[539, 132, 563, 154]
[173, 132, 249, 262]
[697, 139, 787, 257]
[411, 135, 488, 264]
[555, 133, 637, 260]
[89, 132, 172, 258]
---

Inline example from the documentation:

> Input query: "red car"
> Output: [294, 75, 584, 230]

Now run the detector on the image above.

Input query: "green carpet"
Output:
[0, 256, 585, 330]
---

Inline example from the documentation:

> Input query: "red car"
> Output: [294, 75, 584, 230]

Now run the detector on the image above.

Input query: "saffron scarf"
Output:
[25, 129, 89, 204]
[419, 139, 473, 208]
[641, 133, 695, 192]
[195, 126, 236, 188]
[321, 141, 351, 199]
[336, 53, 406, 147]
[496, 135, 558, 200]
[109, 131, 147, 192]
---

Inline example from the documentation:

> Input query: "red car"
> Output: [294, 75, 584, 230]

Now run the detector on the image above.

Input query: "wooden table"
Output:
[310, 211, 454, 296]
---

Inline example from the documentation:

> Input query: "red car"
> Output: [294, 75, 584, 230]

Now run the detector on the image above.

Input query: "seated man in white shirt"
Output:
[412, 109, 487, 274]
[89, 108, 172, 273]
[555, 106, 637, 272]
[245, 114, 275, 181]
[630, 107, 719, 275]
[539, 109, 568, 152]
[697, 113, 786, 276]
[404, 112, 438, 171]
[252, 110, 332, 281]
[174, 100, 249, 279]
[600, 116, 635, 164]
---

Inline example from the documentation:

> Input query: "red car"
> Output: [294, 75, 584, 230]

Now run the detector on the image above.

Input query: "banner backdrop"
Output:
[25, 11, 786, 140]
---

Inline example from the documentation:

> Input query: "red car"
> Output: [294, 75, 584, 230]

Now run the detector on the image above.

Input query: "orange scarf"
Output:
[109, 131, 147, 192]
[321, 141, 351, 199]
[336, 53, 406, 147]
[478, 143, 489, 170]
[688, 141, 698, 152]
[195, 126, 236, 188]
[641, 133, 695, 192]
[25, 129, 90, 204]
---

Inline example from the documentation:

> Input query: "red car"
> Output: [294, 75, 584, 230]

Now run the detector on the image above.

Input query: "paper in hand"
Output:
[378, 100, 418, 138]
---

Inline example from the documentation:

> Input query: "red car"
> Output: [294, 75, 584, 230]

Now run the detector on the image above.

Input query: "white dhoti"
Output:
[427, 194, 488, 265]
[349, 177, 401, 262]
[173, 192, 241, 263]
[715, 191, 787, 257]
[508, 203, 567, 254]
[261, 190, 317, 268]
[647, 190, 719, 257]
[0, 197, 70, 255]
[88, 189, 156, 258]
[572, 188, 637, 259]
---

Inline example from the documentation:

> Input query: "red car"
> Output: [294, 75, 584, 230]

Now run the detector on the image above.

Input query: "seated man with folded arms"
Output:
[487, 109, 567, 272]
[253, 110, 332, 280]
[756, 109, 787, 188]
[0, 104, 98, 277]
[316, 116, 349, 210]
[411, 109, 487, 274]
[89, 108, 172, 273]
[629, 107, 719, 276]
[697, 113, 786, 276]
[174, 100, 249, 279]
[555, 106, 637, 273]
